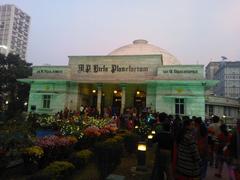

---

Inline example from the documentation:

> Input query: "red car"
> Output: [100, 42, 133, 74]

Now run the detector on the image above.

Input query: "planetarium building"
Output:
[19, 39, 217, 119]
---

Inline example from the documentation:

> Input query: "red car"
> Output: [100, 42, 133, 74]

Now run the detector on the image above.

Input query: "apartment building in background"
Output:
[0, 4, 30, 60]
[206, 61, 240, 98]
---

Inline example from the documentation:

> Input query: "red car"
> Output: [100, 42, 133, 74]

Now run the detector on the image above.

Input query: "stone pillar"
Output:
[121, 84, 126, 114]
[97, 84, 102, 115]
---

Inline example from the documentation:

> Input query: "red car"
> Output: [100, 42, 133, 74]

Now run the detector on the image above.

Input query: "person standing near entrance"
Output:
[229, 119, 240, 179]
[176, 118, 201, 180]
[194, 117, 208, 180]
[151, 119, 174, 180]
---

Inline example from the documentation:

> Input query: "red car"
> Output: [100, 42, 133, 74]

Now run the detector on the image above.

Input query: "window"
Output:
[175, 98, 184, 115]
[43, 95, 51, 108]
[209, 105, 213, 116]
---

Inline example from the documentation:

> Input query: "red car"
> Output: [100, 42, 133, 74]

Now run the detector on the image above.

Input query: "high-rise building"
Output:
[0, 4, 30, 60]
[206, 61, 240, 98]
[205, 61, 221, 80]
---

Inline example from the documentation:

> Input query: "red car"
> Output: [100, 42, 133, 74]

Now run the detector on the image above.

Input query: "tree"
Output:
[0, 53, 32, 118]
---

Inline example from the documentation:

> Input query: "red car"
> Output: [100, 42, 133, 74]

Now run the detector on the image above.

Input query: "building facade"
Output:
[19, 40, 217, 119]
[205, 95, 239, 121]
[211, 61, 240, 98]
[0, 4, 30, 60]
[205, 61, 221, 80]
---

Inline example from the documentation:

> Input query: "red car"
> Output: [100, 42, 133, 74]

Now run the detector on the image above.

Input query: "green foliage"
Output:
[29, 161, 75, 180]
[122, 132, 139, 154]
[69, 149, 93, 168]
[0, 113, 34, 167]
[94, 138, 123, 179]
[113, 135, 124, 143]
[84, 117, 112, 128]
[22, 146, 44, 174]
[36, 114, 58, 129]
[22, 146, 44, 159]
[0, 53, 32, 117]
[134, 119, 151, 140]
[60, 123, 84, 139]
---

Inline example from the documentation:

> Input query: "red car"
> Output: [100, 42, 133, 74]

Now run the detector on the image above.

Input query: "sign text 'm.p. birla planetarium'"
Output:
[78, 64, 148, 73]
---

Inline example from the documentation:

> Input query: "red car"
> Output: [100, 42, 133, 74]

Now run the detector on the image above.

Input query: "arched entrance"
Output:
[112, 89, 121, 115]
[134, 90, 146, 113]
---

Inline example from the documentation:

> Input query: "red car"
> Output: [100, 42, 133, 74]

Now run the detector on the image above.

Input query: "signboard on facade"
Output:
[68, 55, 163, 82]
[32, 66, 70, 79]
[157, 65, 204, 80]
[77, 64, 148, 73]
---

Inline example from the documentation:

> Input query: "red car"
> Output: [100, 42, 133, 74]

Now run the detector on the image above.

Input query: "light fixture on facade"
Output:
[136, 91, 140, 95]
[5, 101, 8, 105]
[114, 90, 117, 94]
[92, 89, 96, 93]
[24, 102, 28, 106]
[135, 125, 139, 129]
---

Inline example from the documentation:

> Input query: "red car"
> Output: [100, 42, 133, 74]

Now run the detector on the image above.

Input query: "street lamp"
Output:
[136, 141, 147, 171]
[147, 134, 153, 147]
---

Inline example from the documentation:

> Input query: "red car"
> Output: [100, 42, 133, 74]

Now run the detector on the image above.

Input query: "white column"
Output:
[97, 84, 102, 115]
[121, 85, 126, 114]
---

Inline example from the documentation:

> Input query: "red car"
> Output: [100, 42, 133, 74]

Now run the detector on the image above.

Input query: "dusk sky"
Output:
[1, 0, 240, 66]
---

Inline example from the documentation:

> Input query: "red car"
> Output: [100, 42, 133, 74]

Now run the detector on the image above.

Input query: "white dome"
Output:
[108, 39, 180, 65]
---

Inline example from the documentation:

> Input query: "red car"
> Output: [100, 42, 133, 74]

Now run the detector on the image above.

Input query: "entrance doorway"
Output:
[134, 90, 146, 113]
[112, 90, 121, 115]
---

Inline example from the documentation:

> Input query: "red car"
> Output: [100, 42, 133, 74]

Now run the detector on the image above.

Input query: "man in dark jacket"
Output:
[151, 119, 174, 180]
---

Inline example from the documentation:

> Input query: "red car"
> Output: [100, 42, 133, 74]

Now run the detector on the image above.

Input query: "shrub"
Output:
[35, 135, 77, 162]
[29, 161, 75, 180]
[122, 132, 139, 154]
[69, 149, 93, 168]
[60, 123, 84, 139]
[113, 135, 124, 143]
[22, 146, 44, 159]
[22, 145, 44, 172]
[94, 138, 123, 179]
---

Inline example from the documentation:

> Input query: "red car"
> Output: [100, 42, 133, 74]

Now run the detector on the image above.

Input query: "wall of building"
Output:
[205, 95, 240, 120]
[0, 4, 30, 60]
[28, 81, 69, 114]
[154, 83, 205, 118]
[146, 84, 156, 111]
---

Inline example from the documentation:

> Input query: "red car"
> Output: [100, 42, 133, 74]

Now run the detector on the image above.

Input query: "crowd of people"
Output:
[55, 106, 240, 180]
[151, 113, 240, 180]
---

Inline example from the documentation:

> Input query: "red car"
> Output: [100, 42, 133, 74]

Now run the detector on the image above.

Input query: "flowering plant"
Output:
[84, 126, 101, 137]
[22, 146, 44, 158]
[35, 135, 77, 149]
[60, 123, 84, 139]
[36, 115, 57, 128]
[84, 117, 112, 128]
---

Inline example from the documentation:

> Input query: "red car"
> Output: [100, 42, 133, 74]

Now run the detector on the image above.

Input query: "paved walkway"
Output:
[206, 165, 229, 180]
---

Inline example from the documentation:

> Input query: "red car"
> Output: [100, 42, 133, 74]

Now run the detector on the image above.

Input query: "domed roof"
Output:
[108, 39, 180, 65]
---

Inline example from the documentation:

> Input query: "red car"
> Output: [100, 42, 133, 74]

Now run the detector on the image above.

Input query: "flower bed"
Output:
[22, 146, 44, 173]
[29, 161, 75, 180]
[35, 135, 77, 162]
